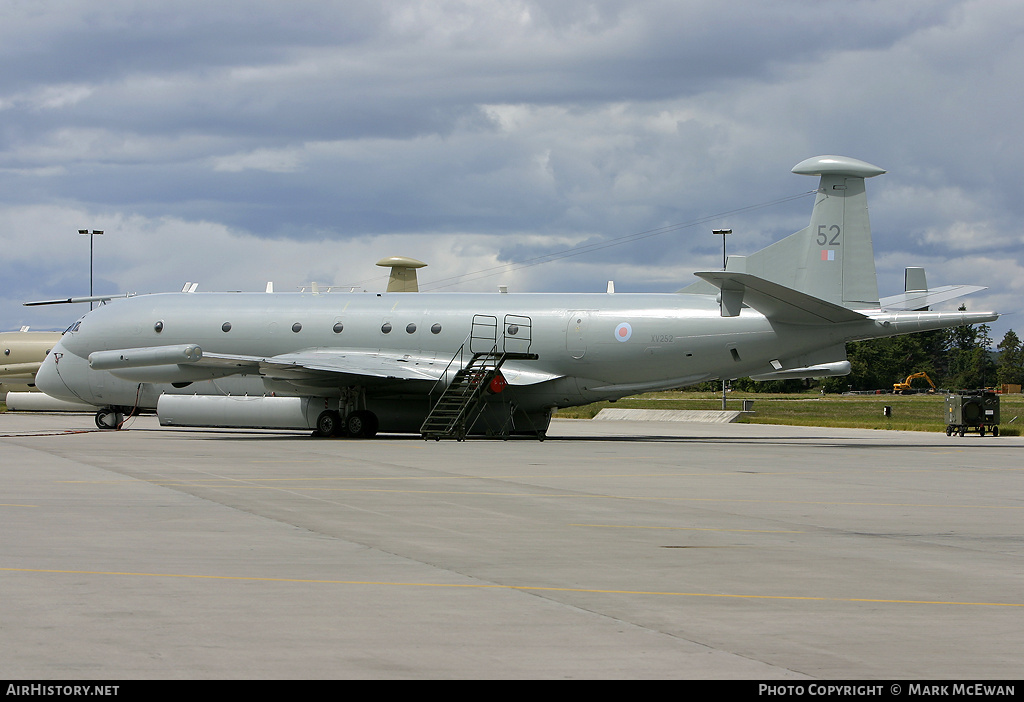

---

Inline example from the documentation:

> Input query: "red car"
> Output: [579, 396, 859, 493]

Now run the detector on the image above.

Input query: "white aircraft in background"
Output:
[31, 155, 997, 439]
[0, 329, 63, 400]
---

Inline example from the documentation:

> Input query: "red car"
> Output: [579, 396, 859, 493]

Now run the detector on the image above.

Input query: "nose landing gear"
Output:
[94, 407, 124, 430]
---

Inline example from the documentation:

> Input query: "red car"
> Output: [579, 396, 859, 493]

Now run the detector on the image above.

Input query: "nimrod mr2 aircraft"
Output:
[33, 156, 997, 439]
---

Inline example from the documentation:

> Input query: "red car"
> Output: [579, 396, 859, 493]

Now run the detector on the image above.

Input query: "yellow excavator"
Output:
[893, 372, 937, 395]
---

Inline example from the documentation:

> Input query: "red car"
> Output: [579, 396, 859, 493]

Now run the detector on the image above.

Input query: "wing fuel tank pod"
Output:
[89, 344, 203, 370]
[5, 391, 96, 412]
[157, 394, 320, 431]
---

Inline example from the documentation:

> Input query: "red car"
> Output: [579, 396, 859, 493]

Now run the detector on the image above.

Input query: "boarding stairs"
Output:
[420, 315, 538, 441]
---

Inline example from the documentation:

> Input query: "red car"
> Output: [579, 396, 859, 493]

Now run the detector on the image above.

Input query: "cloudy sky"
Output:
[1, 0, 1021, 342]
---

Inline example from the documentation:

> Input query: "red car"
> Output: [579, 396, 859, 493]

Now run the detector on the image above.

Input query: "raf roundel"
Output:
[614, 322, 632, 342]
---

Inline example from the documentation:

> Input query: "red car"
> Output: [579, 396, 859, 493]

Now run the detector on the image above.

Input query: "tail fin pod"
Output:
[736, 156, 886, 309]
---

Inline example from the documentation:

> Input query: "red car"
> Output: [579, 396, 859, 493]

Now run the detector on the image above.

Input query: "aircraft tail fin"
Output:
[682, 155, 886, 310]
[750, 155, 885, 308]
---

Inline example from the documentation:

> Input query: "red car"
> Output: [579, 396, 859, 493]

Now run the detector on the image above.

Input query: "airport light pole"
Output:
[79, 229, 104, 309]
[713, 229, 732, 410]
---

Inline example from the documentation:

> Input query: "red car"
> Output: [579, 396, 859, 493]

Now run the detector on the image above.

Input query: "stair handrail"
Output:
[428, 338, 468, 401]
[469, 314, 498, 354]
[502, 314, 532, 355]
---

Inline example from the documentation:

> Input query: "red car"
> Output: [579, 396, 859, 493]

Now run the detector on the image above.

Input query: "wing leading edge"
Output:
[89, 345, 562, 387]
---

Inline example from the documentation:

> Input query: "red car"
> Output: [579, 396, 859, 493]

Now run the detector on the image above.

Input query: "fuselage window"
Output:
[406, 323, 416, 334]
[154, 320, 164, 333]
[222, 322, 232, 333]
[381, 322, 392, 334]
[3, 349, 8, 356]
[333, 322, 344, 333]
[292, 322, 302, 333]
[431, 323, 442, 334]
[507, 324, 519, 335]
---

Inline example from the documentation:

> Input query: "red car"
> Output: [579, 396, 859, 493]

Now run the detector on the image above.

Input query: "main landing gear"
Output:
[313, 409, 379, 439]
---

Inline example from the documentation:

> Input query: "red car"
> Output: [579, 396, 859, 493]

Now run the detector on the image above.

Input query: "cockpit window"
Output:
[64, 321, 82, 334]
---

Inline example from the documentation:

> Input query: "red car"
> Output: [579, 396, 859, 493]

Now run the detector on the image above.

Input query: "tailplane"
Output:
[878, 266, 986, 311]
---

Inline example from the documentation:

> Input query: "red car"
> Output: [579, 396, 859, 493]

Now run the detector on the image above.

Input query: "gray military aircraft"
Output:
[32, 155, 998, 438]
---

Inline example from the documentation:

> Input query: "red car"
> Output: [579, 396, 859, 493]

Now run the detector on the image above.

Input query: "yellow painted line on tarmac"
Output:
[2, 567, 1021, 608]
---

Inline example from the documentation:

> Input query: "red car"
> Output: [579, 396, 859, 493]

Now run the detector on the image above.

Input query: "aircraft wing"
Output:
[202, 349, 562, 386]
[88, 344, 562, 387]
[878, 285, 986, 311]
[200, 349, 447, 384]
[495, 363, 563, 386]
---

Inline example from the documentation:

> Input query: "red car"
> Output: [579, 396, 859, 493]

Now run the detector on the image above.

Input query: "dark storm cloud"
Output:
[1, 1, 960, 139]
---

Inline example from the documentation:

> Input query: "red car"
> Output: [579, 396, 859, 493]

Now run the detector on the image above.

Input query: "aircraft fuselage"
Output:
[38, 288, 976, 426]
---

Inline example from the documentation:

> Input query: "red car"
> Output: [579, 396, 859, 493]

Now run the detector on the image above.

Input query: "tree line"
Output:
[702, 310, 1023, 394]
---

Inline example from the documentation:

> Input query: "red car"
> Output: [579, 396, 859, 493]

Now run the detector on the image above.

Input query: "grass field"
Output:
[553, 390, 1024, 435]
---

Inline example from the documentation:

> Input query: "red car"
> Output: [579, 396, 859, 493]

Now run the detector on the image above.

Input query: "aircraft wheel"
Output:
[993, 426, 1000, 437]
[945, 425, 953, 436]
[980, 426, 986, 437]
[958, 426, 966, 437]
[314, 410, 342, 437]
[94, 408, 123, 430]
[346, 410, 378, 438]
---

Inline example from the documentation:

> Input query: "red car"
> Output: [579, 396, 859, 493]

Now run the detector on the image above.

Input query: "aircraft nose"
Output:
[34, 346, 79, 403]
